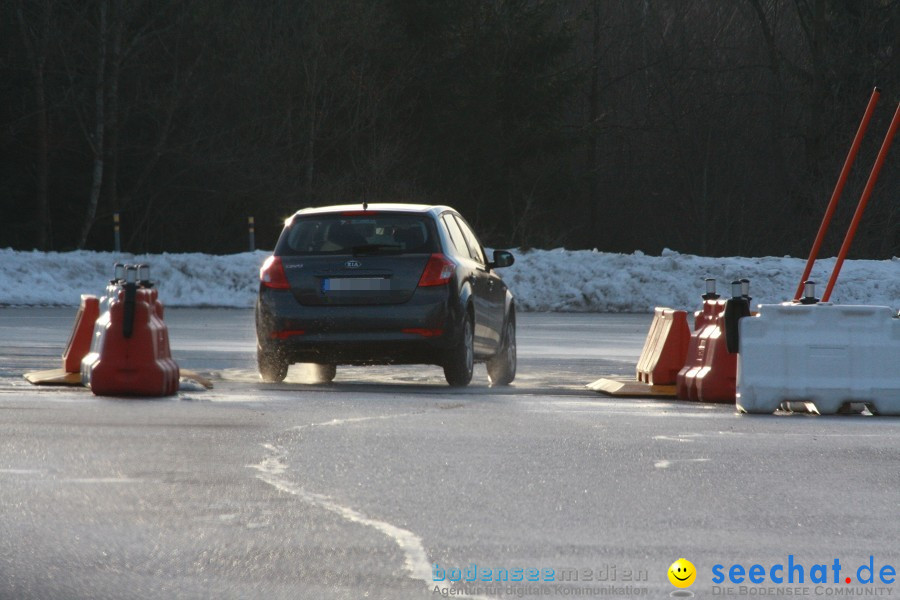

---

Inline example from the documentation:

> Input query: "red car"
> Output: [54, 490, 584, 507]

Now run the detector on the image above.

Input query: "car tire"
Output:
[487, 311, 516, 386]
[443, 313, 474, 387]
[258, 344, 288, 383]
[315, 363, 337, 383]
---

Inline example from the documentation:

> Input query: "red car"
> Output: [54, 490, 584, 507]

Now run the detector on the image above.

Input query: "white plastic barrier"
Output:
[737, 303, 900, 415]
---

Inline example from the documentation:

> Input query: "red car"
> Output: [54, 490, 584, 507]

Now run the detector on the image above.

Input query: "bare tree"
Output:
[16, 0, 53, 249]
[75, 0, 108, 250]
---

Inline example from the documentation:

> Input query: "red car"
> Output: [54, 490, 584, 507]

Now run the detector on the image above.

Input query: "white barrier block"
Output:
[737, 303, 900, 415]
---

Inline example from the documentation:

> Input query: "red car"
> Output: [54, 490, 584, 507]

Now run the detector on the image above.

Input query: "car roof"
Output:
[291, 203, 456, 218]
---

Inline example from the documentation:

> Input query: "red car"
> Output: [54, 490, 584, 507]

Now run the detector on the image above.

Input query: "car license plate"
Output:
[322, 277, 390, 292]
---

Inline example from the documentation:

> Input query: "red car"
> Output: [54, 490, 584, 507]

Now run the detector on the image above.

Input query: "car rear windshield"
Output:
[276, 213, 439, 256]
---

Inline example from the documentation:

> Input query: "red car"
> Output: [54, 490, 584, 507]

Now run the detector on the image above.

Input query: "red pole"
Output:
[794, 88, 881, 300]
[822, 101, 900, 302]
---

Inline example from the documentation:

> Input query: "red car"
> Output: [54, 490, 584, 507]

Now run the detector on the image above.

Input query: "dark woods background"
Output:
[2, 0, 898, 257]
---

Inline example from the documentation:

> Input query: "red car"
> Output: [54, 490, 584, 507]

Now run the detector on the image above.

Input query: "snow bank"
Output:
[0, 248, 269, 308]
[503, 248, 899, 312]
[0, 247, 896, 312]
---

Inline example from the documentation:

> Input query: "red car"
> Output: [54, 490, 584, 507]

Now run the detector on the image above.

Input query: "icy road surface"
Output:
[0, 308, 897, 600]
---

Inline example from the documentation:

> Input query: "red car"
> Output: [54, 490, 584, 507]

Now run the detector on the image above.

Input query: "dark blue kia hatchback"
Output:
[255, 203, 516, 386]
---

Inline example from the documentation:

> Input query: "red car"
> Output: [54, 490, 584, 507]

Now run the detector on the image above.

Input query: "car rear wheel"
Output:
[443, 313, 474, 387]
[258, 344, 288, 383]
[487, 312, 516, 386]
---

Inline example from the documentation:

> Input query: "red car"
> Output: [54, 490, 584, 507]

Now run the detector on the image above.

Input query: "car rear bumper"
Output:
[262, 334, 450, 365]
[256, 286, 461, 365]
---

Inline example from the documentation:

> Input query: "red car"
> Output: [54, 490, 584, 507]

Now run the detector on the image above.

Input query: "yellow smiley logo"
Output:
[668, 558, 696, 588]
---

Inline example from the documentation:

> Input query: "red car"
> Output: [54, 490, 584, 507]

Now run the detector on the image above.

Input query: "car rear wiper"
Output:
[351, 243, 403, 255]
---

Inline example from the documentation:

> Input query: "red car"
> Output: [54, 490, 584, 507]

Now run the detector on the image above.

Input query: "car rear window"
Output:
[276, 213, 439, 256]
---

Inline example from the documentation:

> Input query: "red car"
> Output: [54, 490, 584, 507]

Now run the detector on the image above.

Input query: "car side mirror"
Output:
[490, 249, 515, 269]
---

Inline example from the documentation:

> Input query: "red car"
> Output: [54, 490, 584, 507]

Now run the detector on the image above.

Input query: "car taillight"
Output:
[260, 256, 290, 289]
[418, 253, 455, 287]
[270, 329, 305, 339]
[402, 328, 444, 337]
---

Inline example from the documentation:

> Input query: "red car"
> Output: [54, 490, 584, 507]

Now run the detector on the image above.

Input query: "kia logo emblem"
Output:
[344, 260, 361, 269]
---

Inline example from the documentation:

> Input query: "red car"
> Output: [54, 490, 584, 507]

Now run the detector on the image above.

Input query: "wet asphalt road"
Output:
[0, 308, 898, 600]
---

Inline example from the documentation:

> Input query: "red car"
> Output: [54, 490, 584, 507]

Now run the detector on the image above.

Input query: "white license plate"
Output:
[322, 278, 390, 291]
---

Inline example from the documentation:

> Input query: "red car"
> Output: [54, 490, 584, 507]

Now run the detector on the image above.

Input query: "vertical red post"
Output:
[823, 101, 900, 302]
[794, 88, 881, 301]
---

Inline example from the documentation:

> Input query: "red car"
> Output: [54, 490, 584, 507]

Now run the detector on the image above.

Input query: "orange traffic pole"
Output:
[822, 101, 900, 302]
[794, 88, 881, 301]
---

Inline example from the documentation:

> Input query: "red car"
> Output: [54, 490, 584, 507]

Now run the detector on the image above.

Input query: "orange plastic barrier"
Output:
[62, 295, 101, 373]
[81, 287, 179, 397]
[676, 299, 736, 403]
[636, 308, 690, 385]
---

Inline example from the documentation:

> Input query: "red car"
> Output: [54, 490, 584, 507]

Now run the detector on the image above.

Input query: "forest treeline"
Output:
[2, 0, 898, 257]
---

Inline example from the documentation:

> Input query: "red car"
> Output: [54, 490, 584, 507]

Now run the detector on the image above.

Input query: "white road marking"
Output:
[250, 445, 430, 584]
[652, 434, 700, 443]
[654, 458, 710, 469]
[250, 442, 493, 599]
[0, 470, 140, 483]
[60, 477, 141, 483]
[291, 412, 421, 431]
[524, 399, 728, 416]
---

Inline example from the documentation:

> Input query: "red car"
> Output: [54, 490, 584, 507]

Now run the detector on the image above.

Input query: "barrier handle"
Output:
[122, 282, 137, 338]
[723, 297, 751, 354]
[794, 88, 880, 301]
[122, 266, 138, 339]
[823, 101, 900, 302]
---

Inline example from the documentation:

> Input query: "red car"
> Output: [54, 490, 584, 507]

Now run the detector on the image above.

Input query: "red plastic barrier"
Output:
[636, 308, 690, 385]
[62, 295, 101, 373]
[81, 288, 179, 397]
[676, 299, 736, 403]
[149, 288, 165, 320]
